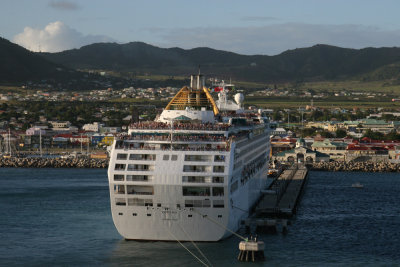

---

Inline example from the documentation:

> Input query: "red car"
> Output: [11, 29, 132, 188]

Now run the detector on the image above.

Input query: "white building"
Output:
[82, 122, 104, 132]
[49, 121, 71, 129]
[26, 127, 47, 136]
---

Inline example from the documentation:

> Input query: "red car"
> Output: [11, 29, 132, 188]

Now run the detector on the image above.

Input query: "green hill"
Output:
[3, 35, 400, 86]
[0, 37, 80, 83]
[41, 42, 400, 82]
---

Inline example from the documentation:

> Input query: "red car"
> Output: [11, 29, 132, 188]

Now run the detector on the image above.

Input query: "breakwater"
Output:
[0, 157, 108, 168]
[312, 161, 400, 172]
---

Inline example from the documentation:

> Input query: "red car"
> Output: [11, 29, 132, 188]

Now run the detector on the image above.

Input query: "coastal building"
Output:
[82, 122, 104, 132]
[70, 135, 89, 145]
[344, 138, 400, 162]
[270, 127, 287, 137]
[49, 121, 71, 129]
[91, 134, 106, 146]
[52, 136, 69, 148]
[311, 139, 347, 160]
[270, 136, 297, 156]
[341, 119, 394, 134]
[274, 138, 330, 163]
[345, 145, 388, 162]
[26, 126, 47, 136]
[100, 127, 121, 134]
[99, 135, 114, 146]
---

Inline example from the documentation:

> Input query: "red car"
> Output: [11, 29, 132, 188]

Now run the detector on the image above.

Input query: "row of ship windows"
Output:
[115, 198, 225, 208]
[114, 164, 225, 173]
[113, 174, 224, 183]
[113, 184, 225, 197]
[234, 138, 266, 161]
[116, 153, 225, 162]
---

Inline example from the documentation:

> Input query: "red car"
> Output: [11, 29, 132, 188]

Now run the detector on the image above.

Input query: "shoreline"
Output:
[311, 161, 400, 172]
[2, 156, 400, 172]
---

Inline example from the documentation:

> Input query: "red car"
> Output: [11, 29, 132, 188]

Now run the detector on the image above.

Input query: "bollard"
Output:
[238, 238, 265, 262]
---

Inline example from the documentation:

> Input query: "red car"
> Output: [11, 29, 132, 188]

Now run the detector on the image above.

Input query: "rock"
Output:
[0, 157, 108, 169]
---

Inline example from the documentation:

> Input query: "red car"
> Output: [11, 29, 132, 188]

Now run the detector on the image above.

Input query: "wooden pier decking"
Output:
[255, 164, 308, 217]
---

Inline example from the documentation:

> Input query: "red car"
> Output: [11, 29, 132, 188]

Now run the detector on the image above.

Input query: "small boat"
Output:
[352, 182, 364, 188]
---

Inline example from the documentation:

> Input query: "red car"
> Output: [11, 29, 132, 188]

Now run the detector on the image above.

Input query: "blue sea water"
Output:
[0, 168, 399, 266]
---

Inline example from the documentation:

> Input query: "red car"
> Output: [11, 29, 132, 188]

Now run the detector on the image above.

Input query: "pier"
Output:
[256, 164, 308, 217]
[242, 164, 308, 234]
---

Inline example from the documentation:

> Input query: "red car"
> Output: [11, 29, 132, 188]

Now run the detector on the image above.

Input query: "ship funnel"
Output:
[190, 74, 205, 90]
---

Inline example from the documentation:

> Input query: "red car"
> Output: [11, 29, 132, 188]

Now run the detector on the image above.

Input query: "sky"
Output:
[2, 0, 400, 55]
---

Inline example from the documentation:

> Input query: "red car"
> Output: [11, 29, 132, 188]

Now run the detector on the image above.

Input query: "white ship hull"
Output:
[107, 74, 271, 241]
[108, 137, 270, 241]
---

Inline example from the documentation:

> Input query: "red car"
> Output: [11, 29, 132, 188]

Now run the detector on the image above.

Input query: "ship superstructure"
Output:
[107, 74, 271, 241]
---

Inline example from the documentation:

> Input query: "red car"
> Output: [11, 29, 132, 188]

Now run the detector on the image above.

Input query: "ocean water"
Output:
[0, 168, 399, 266]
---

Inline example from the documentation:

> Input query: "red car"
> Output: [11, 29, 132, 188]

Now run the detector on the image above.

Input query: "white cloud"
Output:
[13, 21, 115, 52]
[155, 23, 400, 55]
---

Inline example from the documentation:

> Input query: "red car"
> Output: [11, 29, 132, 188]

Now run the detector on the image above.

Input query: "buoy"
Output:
[237, 237, 265, 262]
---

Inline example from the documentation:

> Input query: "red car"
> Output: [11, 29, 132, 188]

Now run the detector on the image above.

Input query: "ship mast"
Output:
[39, 129, 42, 157]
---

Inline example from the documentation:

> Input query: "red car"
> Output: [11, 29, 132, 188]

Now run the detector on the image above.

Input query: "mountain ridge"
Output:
[41, 42, 400, 82]
[2, 36, 400, 86]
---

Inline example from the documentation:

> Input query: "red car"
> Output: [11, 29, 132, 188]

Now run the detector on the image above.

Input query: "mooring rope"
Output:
[177, 223, 213, 267]
[166, 228, 209, 267]
[191, 209, 248, 241]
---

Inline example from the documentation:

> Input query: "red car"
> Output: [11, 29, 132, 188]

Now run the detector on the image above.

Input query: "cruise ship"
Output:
[107, 74, 271, 241]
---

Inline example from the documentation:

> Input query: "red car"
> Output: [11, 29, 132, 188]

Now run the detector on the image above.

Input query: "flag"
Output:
[214, 86, 223, 92]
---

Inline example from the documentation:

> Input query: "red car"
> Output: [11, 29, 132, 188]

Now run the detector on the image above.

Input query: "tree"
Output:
[300, 127, 317, 137]
[272, 111, 282, 121]
[335, 129, 347, 138]
[385, 130, 400, 141]
[319, 131, 334, 138]
[363, 129, 384, 140]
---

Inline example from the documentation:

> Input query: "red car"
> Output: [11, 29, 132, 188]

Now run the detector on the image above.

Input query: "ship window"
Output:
[114, 174, 124, 181]
[114, 164, 126, 171]
[184, 199, 210, 208]
[185, 155, 211, 162]
[127, 185, 154, 195]
[213, 166, 225, 173]
[183, 165, 207, 172]
[157, 203, 161, 207]
[214, 155, 225, 162]
[188, 214, 192, 218]
[171, 155, 178, 161]
[126, 175, 152, 182]
[114, 185, 125, 194]
[213, 176, 224, 183]
[218, 215, 222, 218]
[132, 213, 137, 216]
[127, 164, 152, 171]
[129, 154, 156, 161]
[163, 155, 169, 160]
[127, 198, 153, 206]
[145, 199, 153, 207]
[212, 187, 224, 197]
[182, 176, 211, 183]
[213, 200, 224, 208]
[147, 214, 151, 217]
[117, 153, 128, 160]
[183, 186, 210, 196]
[118, 213, 123, 216]
[115, 198, 126, 206]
